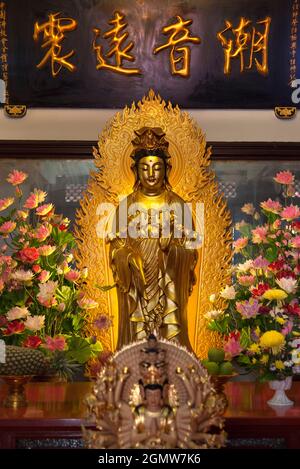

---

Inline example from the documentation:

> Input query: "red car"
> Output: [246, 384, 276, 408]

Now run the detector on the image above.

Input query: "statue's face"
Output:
[145, 388, 162, 408]
[137, 156, 165, 194]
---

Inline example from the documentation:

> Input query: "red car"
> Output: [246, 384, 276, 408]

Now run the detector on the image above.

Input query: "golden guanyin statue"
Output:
[83, 335, 226, 449]
[75, 90, 232, 357]
[109, 127, 198, 350]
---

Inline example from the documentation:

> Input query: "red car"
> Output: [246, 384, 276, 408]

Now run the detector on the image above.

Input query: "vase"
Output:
[267, 376, 294, 407]
[1, 375, 33, 408]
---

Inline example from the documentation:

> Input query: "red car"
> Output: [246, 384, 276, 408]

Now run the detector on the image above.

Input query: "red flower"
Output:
[276, 270, 296, 280]
[3, 320, 25, 335]
[292, 221, 300, 232]
[32, 264, 41, 274]
[23, 335, 42, 348]
[59, 224, 67, 231]
[18, 247, 40, 264]
[268, 260, 285, 272]
[252, 283, 270, 297]
[258, 305, 271, 314]
[286, 303, 300, 316]
[0, 316, 8, 328]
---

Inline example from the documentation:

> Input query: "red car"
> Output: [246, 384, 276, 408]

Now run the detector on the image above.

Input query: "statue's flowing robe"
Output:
[109, 190, 198, 350]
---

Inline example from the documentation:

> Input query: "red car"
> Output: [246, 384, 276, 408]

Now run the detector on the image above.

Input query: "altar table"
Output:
[0, 381, 299, 449]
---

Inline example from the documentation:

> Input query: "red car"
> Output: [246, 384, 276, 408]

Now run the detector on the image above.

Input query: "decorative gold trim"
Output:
[4, 105, 27, 118]
[74, 89, 232, 358]
[274, 106, 297, 119]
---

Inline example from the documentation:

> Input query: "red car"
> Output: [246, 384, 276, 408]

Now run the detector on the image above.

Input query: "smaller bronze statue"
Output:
[83, 335, 226, 449]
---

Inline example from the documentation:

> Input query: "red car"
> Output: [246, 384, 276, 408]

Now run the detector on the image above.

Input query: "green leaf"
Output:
[66, 336, 94, 364]
[96, 283, 116, 292]
[265, 245, 278, 262]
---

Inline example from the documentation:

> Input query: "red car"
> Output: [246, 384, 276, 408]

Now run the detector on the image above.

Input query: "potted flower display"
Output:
[205, 171, 300, 405]
[0, 170, 103, 382]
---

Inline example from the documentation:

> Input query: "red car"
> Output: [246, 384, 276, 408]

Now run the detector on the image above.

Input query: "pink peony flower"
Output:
[274, 170, 295, 185]
[260, 198, 282, 214]
[281, 205, 300, 221]
[24, 193, 39, 209]
[0, 197, 14, 212]
[0, 221, 16, 234]
[233, 237, 248, 252]
[24, 315, 45, 331]
[252, 226, 268, 244]
[241, 203, 255, 215]
[77, 295, 98, 309]
[64, 269, 81, 282]
[44, 335, 66, 352]
[6, 170, 28, 186]
[6, 306, 29, 321]
[236, 298, 260, 318]
[18, 247, 40, 264]
[36, 203, 54, 216]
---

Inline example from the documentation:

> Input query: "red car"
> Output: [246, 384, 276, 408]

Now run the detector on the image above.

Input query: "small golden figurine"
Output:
[109, 127, 199, 350]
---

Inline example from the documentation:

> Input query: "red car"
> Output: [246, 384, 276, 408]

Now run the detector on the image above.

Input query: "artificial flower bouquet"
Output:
[0, 170, 102, 379]
[205, 171, 300, 382]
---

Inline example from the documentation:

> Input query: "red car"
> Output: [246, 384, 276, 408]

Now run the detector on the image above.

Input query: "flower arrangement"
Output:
[0, 170, 103, 379]
[205, 171, 300, 381]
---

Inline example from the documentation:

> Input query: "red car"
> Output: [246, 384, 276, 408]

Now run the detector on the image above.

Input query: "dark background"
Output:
[4, 0, 298, 108]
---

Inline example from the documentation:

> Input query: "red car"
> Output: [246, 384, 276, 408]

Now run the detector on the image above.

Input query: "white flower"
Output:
[237, 260, 253, 273]
[209, 294, 216, 303]
[291, 338, 300, 348]
[291, 349, 300, 365]
[24, 315, 45, 331]
[6, 306, 29, 321]
[276, 277, 298, 294]
[220, 285, 236, 300]
[11, 270, 34, 282]
[204, 309, 223, 320]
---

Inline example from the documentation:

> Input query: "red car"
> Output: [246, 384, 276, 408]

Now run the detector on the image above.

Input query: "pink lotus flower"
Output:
[224, 334, 243, 358]
[33, 189, 47, 204]
[260, 198, 282, 214]
[238, 275, 255, 286]
[36, 203, 54, 216]
[35, 224, 51, 241]
[0, 221, 16, 234]
[241, 203, 255, 215]
[233, 237, 248, 252]
[274, 170, 295, 185]
[38, 270, 50, 283]
[6, 170, 28, 186]
[252, 226, 268, 244]
[252, 256, 269, 269]
[236, 298, 260, 318]
[44, 335, 66, 352]
[38, 245, 56, 256]
[24, 192, 39, 209]
[64, 269, 81, 282]
[24, 315, 45, 331]
[291, 236, 300, 248]
[11, 269, 34, 283]
[6, 306, 29, 321]
[0, 197, 14, 212]
[77, 295, 98, 310]
[37, 281, 58, 308]
[276, 277, 298, 294]
[282, 321, 293, 336]
[281, 205, 300, 221]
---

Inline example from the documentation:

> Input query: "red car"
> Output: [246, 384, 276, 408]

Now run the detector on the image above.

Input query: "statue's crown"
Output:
[131, 127, 170, 162]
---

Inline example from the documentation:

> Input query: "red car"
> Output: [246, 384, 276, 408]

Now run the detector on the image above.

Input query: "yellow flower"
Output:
[275, 360, 285, 370]
[263, 289, 288, 301]
[209, 294, 216, 303]
[260, 354, 269, 365]
[275, 317, 285, 325]
[255, 326, 261, 337]
[292, 332, 300, 337]
[251, 358, 257, 364]
[260, 331, 285, 354]
[248, 343, 261, 354]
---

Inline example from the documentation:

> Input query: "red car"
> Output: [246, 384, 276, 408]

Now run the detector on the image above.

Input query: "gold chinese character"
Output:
[153, 15, 201, 77]
[93, 11, 141, 75]
[217, 17, 271, 75]
[33, 12, 77, 77]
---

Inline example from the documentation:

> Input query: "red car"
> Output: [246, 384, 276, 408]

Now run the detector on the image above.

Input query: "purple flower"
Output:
[93, 314, 112, 330]
[252, 256, 269, 269]
[236, 299, 260, 318]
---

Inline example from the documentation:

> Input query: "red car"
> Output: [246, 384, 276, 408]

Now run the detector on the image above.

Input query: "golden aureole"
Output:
[74, 89, 232, 358]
